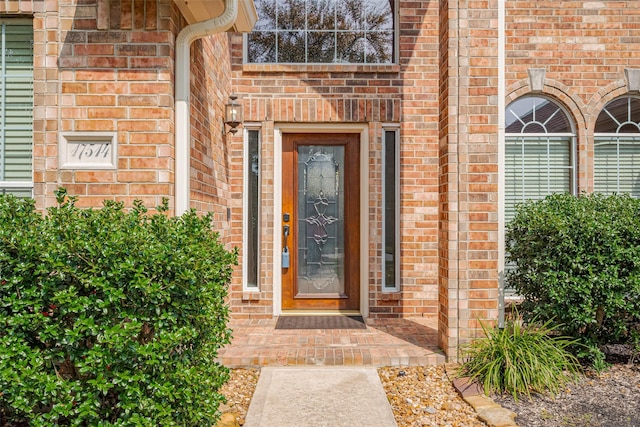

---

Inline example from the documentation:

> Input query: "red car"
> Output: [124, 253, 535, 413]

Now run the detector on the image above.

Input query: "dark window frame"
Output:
[244, 128, 261, 290]
[245, 0, 397, 65]
[382, 127, 399, 292]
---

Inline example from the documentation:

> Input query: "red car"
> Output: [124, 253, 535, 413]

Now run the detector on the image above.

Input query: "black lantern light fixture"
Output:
[224, 94, 242, 135]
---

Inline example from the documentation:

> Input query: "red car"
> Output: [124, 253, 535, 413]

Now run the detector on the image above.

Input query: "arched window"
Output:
[594, 96, 640, 197]
[505, 96, 575, 222]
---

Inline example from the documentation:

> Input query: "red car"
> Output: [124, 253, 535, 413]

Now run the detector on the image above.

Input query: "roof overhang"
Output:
[172, 0, 258, 32]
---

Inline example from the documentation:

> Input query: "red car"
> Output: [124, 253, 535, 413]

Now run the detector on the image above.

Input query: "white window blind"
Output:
[594, 137, 640, 197]
[505, 136, 573, 223]
[594, 97, 640, 198]
[0, 21, 33, 197]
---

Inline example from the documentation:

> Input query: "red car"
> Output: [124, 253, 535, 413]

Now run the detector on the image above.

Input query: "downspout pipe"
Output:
[498, 0, 506, 328]
[175, 0, 239, 215]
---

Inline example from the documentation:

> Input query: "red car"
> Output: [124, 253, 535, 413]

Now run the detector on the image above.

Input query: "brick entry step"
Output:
[218, 317, 446, 368]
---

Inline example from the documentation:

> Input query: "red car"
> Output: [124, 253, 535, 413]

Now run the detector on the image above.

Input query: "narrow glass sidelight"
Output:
[244, 129, 260, 289]
[383, 129, 399, 291]
[297, 145, 345, 295]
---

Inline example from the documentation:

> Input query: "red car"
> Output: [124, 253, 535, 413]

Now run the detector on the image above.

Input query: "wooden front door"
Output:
[282, 133, 360, 311]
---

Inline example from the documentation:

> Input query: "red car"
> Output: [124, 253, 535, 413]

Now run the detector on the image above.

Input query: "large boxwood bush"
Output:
[506, 192, 640, 366]
[0, 189, 237, 426]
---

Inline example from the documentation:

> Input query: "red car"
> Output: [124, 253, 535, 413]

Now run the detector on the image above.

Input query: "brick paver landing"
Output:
[218, 317, 446, 368]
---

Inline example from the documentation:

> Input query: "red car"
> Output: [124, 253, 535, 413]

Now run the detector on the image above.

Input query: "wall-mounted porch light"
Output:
[224, 94, 243, 135]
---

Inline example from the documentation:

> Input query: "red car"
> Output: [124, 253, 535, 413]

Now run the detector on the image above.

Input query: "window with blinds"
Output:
[505, 96, 575, 225]
[504, 96, 575, 296]
[0, 21, 33, 198]
[594, 97, 640, 198]
[505, 136, 573, 222]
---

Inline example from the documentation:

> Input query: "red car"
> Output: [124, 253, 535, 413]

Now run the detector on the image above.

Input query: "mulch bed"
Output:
[494, 363, 640, 427]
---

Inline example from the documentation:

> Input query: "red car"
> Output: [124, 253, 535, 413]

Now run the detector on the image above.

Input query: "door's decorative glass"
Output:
[306, 191, 337, 245]
[298, 146, 345, 294]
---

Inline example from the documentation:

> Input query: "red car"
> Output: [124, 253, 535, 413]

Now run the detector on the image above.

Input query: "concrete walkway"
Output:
[243, 366, 398, 427]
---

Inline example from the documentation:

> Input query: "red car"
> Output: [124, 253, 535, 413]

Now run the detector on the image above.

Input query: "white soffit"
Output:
[172, 0, 257, 32]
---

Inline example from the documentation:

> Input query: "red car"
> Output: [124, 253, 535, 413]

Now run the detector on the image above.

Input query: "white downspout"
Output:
[498, 0, 506, 328]
[175, 0, 239, 215]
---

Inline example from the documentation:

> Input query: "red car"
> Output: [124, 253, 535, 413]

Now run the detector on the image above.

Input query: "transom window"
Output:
[594, 96, 640, 197]
[246, 0, 395, 64]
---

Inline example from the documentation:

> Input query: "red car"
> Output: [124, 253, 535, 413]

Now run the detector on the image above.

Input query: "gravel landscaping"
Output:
[219, 369, 260, 426]
[219, 366, 485, 426]
[378, 365, 486, 426]
[221, 362, 640, 427]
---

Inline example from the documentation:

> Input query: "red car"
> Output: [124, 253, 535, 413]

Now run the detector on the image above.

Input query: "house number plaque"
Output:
[60, 133, 117, 169]
[69, 142, 111, 162]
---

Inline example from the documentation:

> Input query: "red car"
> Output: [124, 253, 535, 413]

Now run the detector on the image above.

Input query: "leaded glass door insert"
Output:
[298, 146, 345, 294]
[282, 134, 360, 310]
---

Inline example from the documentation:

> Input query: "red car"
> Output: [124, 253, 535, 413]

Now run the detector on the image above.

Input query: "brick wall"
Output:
[18, 0, 235, 225]
[457, 0, 500, 346]
[394, 1, 441, 320]
[24, 0, 177, 210]
[438, 0, 500, 358]
[228, 1, 445, 319]
[17, 0, 640, 357]
[438, 0, 457, 358]
[188, 33, 234, 241]
[506, 1, 640, 194]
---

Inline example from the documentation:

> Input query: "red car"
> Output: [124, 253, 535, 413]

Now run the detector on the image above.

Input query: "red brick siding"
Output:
[458, 2, 500, 346]
[438, 0, 500, 358]
[188, 34, 234, 242]
[438, 0, 456, 358]
[19, 0, 640, 358]
[25, 0, 177, 210]
[506, 1, 640, 195]
[228, 1, 446, 320]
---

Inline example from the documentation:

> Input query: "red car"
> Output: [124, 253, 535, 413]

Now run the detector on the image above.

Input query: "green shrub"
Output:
[506, 192, 640, 367]
[459, 316, 581, 400]
[0, 189, 237, 426]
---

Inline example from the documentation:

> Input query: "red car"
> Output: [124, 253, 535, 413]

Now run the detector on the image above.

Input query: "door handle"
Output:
[283, 224, 290, 248]
[282, 225, 290, 268]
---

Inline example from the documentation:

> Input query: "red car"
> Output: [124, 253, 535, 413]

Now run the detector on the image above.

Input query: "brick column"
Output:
[439, 0, 500, 359]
